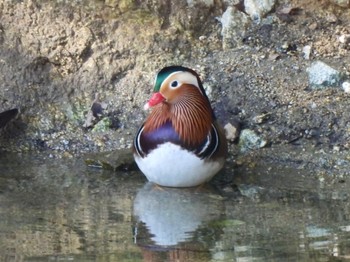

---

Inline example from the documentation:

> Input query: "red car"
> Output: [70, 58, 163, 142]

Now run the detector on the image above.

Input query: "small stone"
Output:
[326, 13, 338, 23]
[306, 61, 343, 89]
[281, 42, 288, 50]
[63, 151, 73, 158]
[302, 45, 312, 60]
[342, 81, 350, 93]
[67, 27, 93, 56]
[268, 52, 280, 61]
[84, 149, 137, 171]
[333, 145, 341, 152]
[218, 6, 249, 49]
[338, 34, 350, 44]
[238, 129, 267, 153]
[330, 0, 349, 8]
[308, 22, 318, 30]
[244, 0, 276, 23]
[310, 102, 317, 109]
[199, 35, 207, 41]
[276, 4, 302, 22]
[238, 184, 262, 198]
[224, 122, 240, 142]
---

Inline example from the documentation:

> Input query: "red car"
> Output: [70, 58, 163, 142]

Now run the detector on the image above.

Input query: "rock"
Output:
[306, 61, 343, 89]
[342, 81, 350, 93]
[276, 5, 302, 22]
[84, 148, 137, 171]
[302, 45, 312, 60]
[308, 22, 318, 30]
[218, 6, 249, 49]
[238, 129, 267, 152]
[338, 34, 350, 45]
[326, 13, 338, 23]
[67, 27, 93, 57]
[330, 0, 350, 8]
[238, 184, 263, 198]
[224, 122, 240, 142]
[244, 0, 276, 23]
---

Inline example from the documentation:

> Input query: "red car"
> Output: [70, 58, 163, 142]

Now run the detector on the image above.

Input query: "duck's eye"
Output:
[170, 80, 179, 88]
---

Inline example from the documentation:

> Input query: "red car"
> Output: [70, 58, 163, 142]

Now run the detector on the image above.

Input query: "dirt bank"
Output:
[0, 0, 349, 176]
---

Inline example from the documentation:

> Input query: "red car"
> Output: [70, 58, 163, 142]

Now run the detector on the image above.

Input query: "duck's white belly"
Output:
[134, 142, 223, 187]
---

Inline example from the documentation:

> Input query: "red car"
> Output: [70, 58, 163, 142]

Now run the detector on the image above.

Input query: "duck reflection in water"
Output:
[132, 182, 224, 261]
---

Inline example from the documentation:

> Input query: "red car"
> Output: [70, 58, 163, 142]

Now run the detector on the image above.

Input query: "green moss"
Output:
[92, 117, 112, 132]
[208, 219, 245, 229]
[64, 99, 89, 126]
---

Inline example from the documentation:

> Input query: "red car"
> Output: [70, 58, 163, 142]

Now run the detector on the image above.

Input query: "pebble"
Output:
[306, 61, 343, 89]
[244, 0, 276, 23]
[218, 6, 249, 49]
[308, 22, 318, 30]
[310, 102, 317, 109]
[342, 81, 350, 93]
[330, 0, 350, 8]
[338, 34, 350, 45]
[199, 35, 207, 41]
[224, 122, 240, 142]
[238, 129, 267, 153]
[326, 13, 338, 23]
[333, 145, 341, 152]
[302, 45, 312, 60]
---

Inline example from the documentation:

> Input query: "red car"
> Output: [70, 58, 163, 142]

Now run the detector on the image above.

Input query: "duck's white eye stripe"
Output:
[162, 71, 199, 91]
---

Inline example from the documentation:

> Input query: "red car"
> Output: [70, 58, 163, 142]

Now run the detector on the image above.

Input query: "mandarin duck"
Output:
[133, 66, 227, 187]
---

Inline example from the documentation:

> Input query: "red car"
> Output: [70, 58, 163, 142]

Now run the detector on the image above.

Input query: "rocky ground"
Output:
[0, 0, 349, 177]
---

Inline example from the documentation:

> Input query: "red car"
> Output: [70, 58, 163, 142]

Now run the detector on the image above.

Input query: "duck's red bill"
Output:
[144, 92, 165, 110]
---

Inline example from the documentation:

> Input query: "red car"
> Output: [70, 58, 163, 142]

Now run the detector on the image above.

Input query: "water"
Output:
[0, 152, 350, 262]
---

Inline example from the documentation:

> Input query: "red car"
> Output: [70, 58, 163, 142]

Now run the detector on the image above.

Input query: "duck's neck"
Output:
[143, 87, 213, 146]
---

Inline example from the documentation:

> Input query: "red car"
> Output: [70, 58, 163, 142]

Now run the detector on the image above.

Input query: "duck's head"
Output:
[144, 66, 210, 110]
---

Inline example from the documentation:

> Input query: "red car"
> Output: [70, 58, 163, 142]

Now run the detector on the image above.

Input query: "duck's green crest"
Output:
[153, 66, 189, 92]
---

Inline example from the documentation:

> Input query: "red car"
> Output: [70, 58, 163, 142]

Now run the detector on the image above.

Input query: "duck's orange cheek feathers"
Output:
[144, 92, 165, 110]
